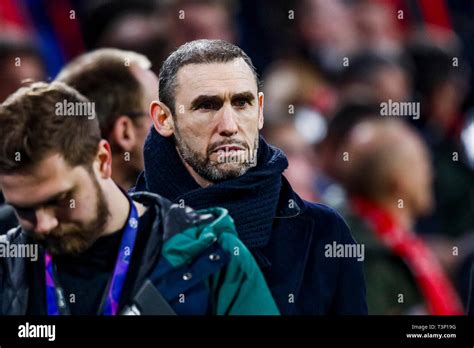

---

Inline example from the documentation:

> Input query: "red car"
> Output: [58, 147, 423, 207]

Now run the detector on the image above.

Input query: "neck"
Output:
[176, 146, 213, 188]
[111, 155, 138, 190]
[102, 181, 147, 236]
[378, 198, 414, 230]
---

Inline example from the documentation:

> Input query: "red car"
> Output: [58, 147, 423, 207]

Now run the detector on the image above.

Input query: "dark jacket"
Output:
[0, 192, 279, 315]
[0, 204, 17, 235]
[134, 174, 368, 315]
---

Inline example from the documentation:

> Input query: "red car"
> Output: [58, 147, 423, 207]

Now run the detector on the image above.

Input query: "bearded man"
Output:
[133, 39, 367, 314]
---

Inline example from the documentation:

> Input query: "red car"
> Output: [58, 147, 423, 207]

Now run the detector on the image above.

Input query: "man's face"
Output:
[170, 58, 264, 182]
[0, 154, 110, 255]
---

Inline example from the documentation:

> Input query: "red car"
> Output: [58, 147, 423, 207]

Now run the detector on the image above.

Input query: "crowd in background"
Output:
[0, 0, 473, 315]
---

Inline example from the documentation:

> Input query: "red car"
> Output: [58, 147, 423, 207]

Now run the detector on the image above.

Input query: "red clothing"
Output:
[351, 196, 464, 315]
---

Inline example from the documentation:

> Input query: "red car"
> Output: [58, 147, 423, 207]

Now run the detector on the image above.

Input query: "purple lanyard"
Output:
[45, 199, 139, 315]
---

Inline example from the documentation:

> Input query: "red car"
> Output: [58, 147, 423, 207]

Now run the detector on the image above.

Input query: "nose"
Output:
[216, 105, 238, 137]
[33, 208, 58, 235]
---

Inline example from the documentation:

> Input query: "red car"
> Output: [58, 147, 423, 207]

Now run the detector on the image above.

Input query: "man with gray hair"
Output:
[133, 39, 367, 314]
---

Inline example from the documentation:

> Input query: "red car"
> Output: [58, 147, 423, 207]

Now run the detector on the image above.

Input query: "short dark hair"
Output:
[339, 51, 407, 86]
[406, 41, 468, 99]
[0, 82, 101, 174]
[325, 101, 380, 150]
[159, 39, 260, 114]
[56, 48, 152, 139]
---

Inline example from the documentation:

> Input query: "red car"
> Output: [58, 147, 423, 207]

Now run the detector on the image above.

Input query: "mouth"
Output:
[212, 144, 246, 153]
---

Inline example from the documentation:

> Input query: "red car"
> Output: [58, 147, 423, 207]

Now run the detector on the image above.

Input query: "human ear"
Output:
[150, 101, 175, 137]
[258, 92, 264, 130]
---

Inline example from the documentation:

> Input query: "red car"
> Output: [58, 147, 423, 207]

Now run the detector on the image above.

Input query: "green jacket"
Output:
[160, 206, 280, 315]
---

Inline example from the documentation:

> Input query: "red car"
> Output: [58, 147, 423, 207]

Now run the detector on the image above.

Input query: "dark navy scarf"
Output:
[137, 129, 288, 248]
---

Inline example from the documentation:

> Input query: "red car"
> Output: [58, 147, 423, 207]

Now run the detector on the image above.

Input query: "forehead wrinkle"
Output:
[182, 77, 257, 99]
[177, 62, 256, 88]
[180, 75, 255, 91]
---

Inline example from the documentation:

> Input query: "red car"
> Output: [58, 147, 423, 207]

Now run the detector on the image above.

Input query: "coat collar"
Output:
[132, 173, 306, 248]
[274, 176, 305, 218]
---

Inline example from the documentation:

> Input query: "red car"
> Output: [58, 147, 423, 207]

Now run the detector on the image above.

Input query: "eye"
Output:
[15, 207, 32, 215]
[54, 193, 73, 208]
[233, 98, 250, 108]
[42, 191, 72, 210]
[198, 101, 219, 111]
[53, 198, 69, 208]
[13, 206, 35, 221]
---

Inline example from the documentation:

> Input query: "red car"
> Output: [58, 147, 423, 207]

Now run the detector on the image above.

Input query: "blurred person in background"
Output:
[165, 0, 237, 47]
[56, 49, 158, 190]
[262, 59, 338, 123]
[340, 118, 464, 315]
[316, 101, 380, 208]
[0, 37, 46, 103]
[351, 0, 404, 56]
[405, 39, 474, 294]
[264, 120, 318, 202]
[261, 59, 337, 201]
[82, 0, 237, 75]
[338, 51, 412, 103]
[83, 0, 169, 76]
[406, 39, 474, 240]
[296, 0, 359, 78]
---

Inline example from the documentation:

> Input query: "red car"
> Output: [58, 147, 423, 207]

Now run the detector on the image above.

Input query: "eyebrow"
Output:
[190, 91, 256, 110]
[231, 92, 255, 103]
[190, 95, 222, 110]
[8, 189, 71, 210]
